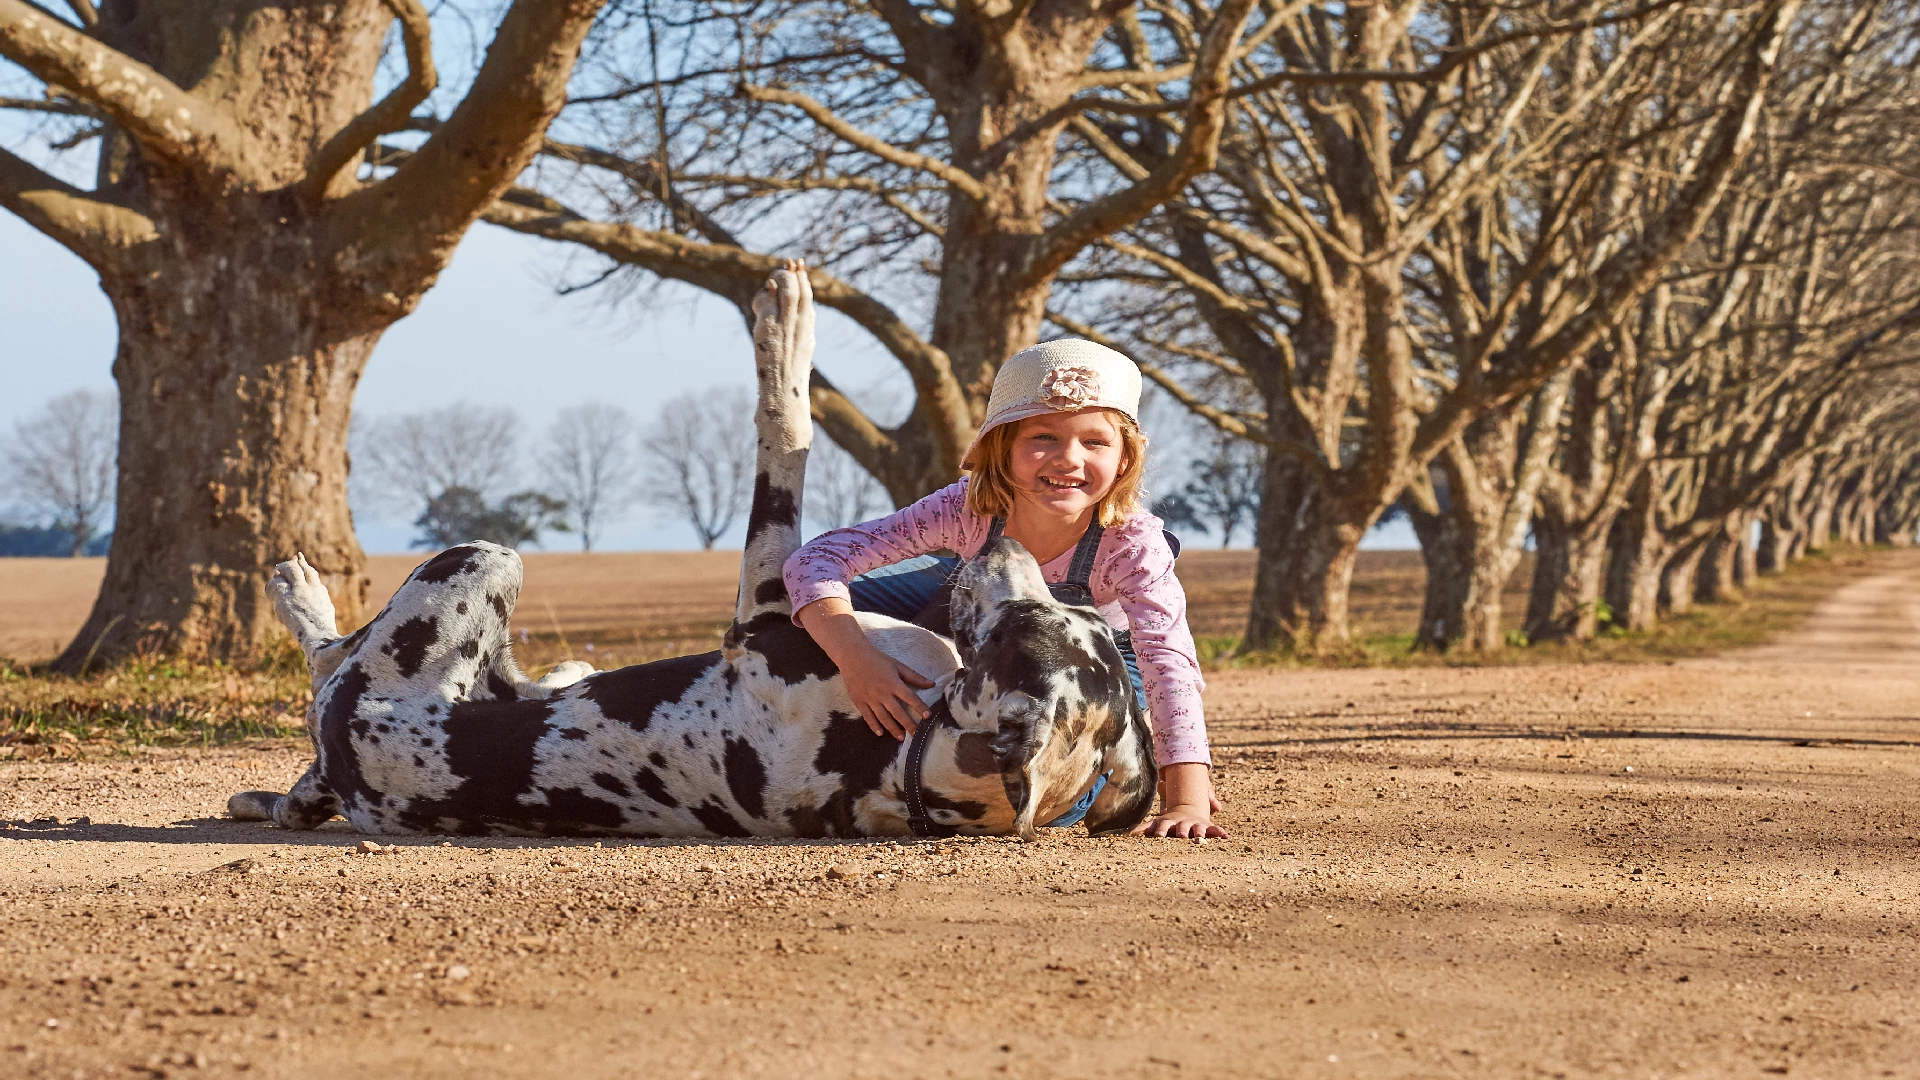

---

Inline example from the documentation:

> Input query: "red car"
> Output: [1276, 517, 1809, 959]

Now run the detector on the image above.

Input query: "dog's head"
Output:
[942, 535, 1157, 838]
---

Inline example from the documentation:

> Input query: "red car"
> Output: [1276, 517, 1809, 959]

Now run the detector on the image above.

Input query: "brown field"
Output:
[1, 550, 1918, 1077]
[0, 548, 1483, 667]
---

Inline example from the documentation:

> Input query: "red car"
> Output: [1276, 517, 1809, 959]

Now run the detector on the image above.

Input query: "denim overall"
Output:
[848, 518, 1159, 827]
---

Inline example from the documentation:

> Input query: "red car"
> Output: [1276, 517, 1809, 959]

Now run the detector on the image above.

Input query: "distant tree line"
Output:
[351, 393, 885, 552]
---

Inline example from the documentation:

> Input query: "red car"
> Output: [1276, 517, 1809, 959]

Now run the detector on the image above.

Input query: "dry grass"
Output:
[0, 544, 1897, 755]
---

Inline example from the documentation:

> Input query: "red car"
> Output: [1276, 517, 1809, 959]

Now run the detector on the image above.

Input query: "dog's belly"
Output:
[326, 651, 934, 838]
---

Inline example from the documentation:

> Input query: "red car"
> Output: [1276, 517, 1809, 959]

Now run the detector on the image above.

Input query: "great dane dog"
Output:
[230, 263, 1156, 840]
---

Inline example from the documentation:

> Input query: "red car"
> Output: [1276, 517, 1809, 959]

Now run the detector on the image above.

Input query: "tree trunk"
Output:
[1411, 379, 1566, 652]
[1734, 512, 1758, 585]
[1243, 454, 1369, 654]
[1695, 516, 1745, 604]
[1757, 515, 1792, 572]
[62, 254, 374, 667]
[1660, 543, 1707, 616]
[1807, 479, 1841, 551]
[1527, 511, 1613, 640]
[1410, 468, 1521, 653]
[1606, 475, 1665, 632]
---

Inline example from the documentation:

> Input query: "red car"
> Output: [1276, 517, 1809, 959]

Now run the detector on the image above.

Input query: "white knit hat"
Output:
[961, 339, 1143, 469]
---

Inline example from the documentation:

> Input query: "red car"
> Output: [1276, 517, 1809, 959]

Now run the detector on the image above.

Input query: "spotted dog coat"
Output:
[231, 267, 1156, 839]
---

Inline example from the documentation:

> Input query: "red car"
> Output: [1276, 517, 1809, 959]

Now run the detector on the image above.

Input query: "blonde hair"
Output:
[964, 409, 1147, 527]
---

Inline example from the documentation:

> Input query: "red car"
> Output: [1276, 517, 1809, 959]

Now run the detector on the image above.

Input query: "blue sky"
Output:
[0, 200, 1417, 554]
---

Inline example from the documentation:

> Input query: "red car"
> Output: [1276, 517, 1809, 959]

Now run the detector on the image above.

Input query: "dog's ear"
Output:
[989, 691, 1043, 839]
[1081, 707, 1158, 836]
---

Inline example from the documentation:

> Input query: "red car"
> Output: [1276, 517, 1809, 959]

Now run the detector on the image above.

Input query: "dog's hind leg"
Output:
[229, 765, 341, 830]
[269, 554, 350, 688]
[726, 259, 816, 655]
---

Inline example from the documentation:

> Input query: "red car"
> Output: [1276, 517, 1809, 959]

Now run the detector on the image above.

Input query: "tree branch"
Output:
[330, 0, 606, 281]
[0, 93, 92, 116]
[808, 368, 900, 487]
[738, 84, 986, 201]
[537, 139, 743, 248]
[1023, 0, 1258, 289]
[297, 0, 435, 204]
[1410, 0, 1802, 465]
[481, 186, 976, 474]
[0, 0, 237, 172]
[0, 143, 155, 265]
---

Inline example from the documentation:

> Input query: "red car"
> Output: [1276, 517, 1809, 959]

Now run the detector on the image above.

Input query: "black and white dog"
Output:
[231, 264, 1156, 839]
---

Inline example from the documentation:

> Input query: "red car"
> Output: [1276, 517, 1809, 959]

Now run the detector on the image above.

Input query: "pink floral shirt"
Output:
[783, 480, 1210, 766]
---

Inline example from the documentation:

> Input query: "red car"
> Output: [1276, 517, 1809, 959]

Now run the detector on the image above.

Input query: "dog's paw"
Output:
[751, 258, 816, 379]
[533, 659, 596, 692]
[270, 552, 338, 644]
[228, 790, 282, 822]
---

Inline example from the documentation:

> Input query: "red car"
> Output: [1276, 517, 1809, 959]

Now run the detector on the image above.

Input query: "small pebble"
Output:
[358, 840, 382, 853]
[446, 965, 471, 981]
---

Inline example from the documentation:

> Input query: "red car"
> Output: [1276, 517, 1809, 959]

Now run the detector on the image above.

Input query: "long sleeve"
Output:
[1090, 521, 1212, 767]
[782, 482, 984, 616]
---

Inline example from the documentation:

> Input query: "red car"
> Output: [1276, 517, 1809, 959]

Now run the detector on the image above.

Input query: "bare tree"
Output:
[641, 387, 756, 550]
[354, 404, 523, 515]
[1152, 435, 1263, 548]
[3, 389, 116, 557]
[484, 0, 1259, 505]
[540, 402, 639, 551]
[0, 0, 609, 668]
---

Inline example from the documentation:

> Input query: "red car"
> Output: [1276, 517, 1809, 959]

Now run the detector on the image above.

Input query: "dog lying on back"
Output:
[231, 263, 1156, 839]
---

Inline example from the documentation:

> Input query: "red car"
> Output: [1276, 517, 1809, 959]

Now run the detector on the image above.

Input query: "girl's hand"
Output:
[1140, 764, 1227, 840]
[796, 597, 934, 740]
[1142, 796, 1227, 840]
[840, 644, 934, 740]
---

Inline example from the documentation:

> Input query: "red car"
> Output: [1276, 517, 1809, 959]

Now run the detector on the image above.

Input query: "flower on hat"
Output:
[1039, 364, 1102, 410]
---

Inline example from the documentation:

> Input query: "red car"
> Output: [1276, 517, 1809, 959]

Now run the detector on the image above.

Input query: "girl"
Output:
[783, 339, 1224, 840]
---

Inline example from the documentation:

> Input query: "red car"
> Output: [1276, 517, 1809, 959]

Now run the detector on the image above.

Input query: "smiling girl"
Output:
[783, 340, 1223, 840]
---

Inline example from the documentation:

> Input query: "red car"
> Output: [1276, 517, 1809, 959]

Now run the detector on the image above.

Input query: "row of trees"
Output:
[3, 0, 1915, 667]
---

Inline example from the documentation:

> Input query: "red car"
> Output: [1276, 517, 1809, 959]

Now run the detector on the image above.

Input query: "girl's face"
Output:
[1006, 409, 1126, 521]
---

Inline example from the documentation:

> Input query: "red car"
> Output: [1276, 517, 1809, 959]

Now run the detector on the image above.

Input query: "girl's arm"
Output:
[1098, 526, 1226, 840]
[784, 482, 978, 740]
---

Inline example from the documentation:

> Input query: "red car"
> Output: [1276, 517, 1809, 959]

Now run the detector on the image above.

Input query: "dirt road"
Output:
[3, 555, 1917, 1078]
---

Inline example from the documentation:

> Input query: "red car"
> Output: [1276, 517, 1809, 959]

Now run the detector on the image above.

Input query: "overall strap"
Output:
[1064, 521, 1106, 589]
[987, 515, 1104, 590]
